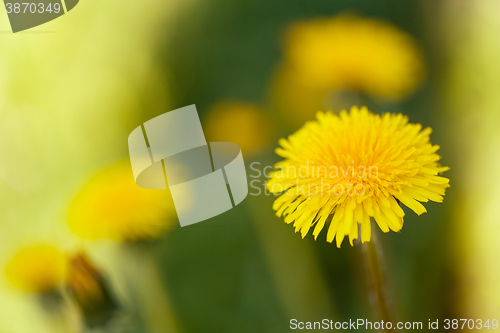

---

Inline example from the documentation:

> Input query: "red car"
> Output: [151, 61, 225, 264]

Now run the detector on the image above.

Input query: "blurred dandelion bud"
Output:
[67, 252, 120, 329]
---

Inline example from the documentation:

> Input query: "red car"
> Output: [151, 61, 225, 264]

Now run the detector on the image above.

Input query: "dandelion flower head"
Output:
[267, 106, 449, 247]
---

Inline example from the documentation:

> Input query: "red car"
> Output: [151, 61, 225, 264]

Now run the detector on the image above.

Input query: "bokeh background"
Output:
[0, 0, 499, 332]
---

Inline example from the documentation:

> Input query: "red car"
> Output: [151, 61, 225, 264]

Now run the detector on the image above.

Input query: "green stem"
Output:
[359, 226, 395, 332]
[120, 243, 181, 333]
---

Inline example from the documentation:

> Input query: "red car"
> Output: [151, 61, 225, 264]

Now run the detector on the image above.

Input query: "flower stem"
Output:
[359, 227, 395, 332]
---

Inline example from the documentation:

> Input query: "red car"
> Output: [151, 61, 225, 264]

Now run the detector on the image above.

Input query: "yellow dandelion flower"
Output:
[68, 160, 175, 241]
[5, 244, 67, 292]
[204, 100, 272, 155]
[283, 15, 425, 100]
[267, 106, 449, 248]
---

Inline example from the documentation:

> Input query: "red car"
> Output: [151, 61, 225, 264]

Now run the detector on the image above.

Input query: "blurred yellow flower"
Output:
[270, 65, 331, 124]
[267, 106, 449, 247]
[285, 15, 425, 99]
[271, 15, 425, 124]
[5, 244, 67, 293]
[204, 101, 272, 155]
[68, 161, 176, 241]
